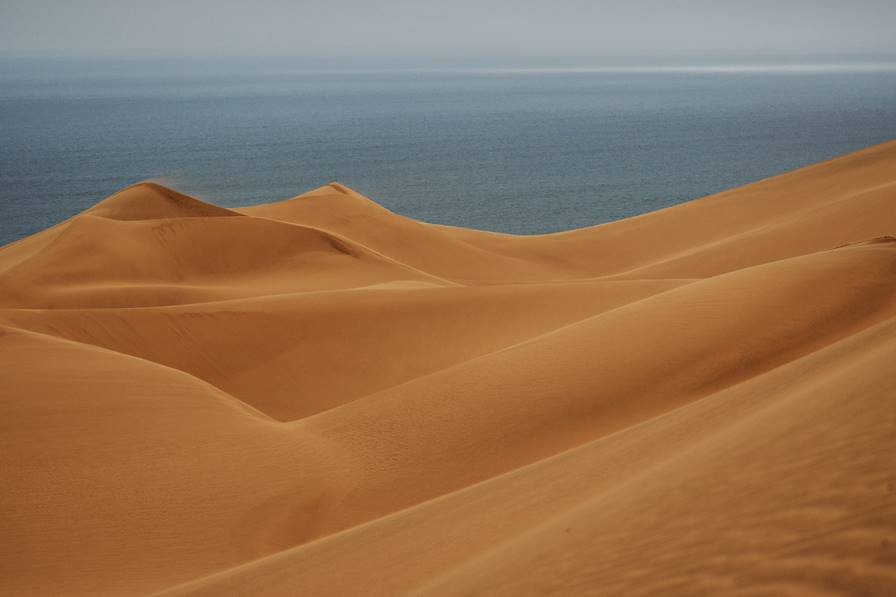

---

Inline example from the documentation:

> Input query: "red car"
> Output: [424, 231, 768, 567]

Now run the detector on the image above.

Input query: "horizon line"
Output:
[3, 59, 896, 77]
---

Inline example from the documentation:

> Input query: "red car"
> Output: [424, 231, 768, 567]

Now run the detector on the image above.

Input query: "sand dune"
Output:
[0, 209, 446, 309]
[2, 141, 895, 596]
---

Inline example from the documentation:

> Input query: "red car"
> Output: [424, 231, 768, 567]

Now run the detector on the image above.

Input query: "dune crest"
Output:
[2, 141, 896, 596]
[85, 182, 241, 221]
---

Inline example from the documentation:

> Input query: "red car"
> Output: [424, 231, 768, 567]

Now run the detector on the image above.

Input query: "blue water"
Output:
[2, 62, 895, 245]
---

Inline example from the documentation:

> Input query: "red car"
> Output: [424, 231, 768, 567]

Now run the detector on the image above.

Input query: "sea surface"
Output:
[2, 61, 895, 245]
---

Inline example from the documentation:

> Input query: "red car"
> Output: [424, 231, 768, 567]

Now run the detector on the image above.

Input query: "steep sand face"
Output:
[1, 141, 895, 596]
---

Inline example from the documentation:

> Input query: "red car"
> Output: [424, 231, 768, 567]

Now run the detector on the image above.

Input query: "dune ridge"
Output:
[2, 141, 896, 596]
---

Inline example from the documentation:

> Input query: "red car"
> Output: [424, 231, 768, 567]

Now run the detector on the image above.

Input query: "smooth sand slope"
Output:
[1, 141, 895, 596]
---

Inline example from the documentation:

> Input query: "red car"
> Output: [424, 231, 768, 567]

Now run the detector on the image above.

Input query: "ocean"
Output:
[2, 61, 895, 245]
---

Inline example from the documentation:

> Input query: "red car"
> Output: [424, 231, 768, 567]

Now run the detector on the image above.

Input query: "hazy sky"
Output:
[2, 0, 895, 62]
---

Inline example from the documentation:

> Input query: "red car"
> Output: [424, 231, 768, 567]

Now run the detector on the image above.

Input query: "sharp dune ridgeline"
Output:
[2, 141, 896, 596]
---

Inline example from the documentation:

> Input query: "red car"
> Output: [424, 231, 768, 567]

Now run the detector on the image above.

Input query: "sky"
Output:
[1, 0, 895, 63]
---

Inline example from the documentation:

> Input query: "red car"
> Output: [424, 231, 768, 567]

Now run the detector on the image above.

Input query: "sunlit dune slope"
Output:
[1, 141, 895, 597]
[0, 278, 683, 420]
[156, 315, 896, 597]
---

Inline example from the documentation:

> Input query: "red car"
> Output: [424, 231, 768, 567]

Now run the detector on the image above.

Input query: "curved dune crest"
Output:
[85, 182, 241, 221]
[1, 141, 896, 596]
[0, 211, 449, 308]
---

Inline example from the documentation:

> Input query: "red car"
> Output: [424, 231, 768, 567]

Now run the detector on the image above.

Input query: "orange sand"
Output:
[1, 142, 895, 596]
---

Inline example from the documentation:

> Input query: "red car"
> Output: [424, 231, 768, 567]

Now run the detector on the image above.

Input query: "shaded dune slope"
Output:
[1, 141, 895, 596]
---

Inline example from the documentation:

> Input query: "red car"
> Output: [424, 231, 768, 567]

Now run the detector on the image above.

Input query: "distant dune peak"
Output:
[84, 181, 239, 221]
[327, 182, 354, 195]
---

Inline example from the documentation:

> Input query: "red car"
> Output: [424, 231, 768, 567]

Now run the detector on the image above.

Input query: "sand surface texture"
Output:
[2, 142, 896, 595]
